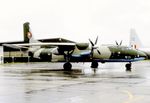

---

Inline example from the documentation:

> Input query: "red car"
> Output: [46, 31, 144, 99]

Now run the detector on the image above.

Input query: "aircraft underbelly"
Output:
[51, 54, 65, 62]
[93, 46, 111, 59]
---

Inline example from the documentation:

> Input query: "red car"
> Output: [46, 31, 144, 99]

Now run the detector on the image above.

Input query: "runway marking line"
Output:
[122, 90, 144, 103]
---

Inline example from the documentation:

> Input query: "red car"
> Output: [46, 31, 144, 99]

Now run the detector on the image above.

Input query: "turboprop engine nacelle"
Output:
[31, 48, 52, 61]
[76, 43, 89, 50]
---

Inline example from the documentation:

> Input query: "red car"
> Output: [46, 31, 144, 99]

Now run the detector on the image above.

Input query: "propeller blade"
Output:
[115, 41, 119, 46]
[89, 39, 94, 46]
[95, 36, 98, 45]
[89, 36, 100, 59]
[120, 40, 122, 45]
[97, 50, 101, 55]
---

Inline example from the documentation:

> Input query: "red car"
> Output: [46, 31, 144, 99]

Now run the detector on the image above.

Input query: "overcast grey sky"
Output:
[0, 0, 150, 46]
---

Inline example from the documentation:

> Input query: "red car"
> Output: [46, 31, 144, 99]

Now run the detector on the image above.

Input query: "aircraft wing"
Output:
[2, 42, 76, 51]
[2, 43, 28, 50]
[10, 42, 76, 47]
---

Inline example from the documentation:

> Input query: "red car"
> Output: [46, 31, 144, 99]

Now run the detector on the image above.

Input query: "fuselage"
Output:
[28, 44, 146, 62]
[93, 45, 146, 60]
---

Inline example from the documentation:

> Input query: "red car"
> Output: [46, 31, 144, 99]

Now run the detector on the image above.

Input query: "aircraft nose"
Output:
[137, 50, 147, 57]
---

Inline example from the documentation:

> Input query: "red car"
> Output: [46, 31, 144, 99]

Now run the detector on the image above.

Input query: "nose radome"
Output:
[138, 50, 147, 57]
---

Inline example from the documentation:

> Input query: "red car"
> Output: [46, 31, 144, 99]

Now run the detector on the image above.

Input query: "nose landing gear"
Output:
[125, 62, 132, 71]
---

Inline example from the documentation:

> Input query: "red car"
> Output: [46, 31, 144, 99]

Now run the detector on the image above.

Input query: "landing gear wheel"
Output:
[91, 61, 98, 68]
[125, 63, 132, 72]
[63, 62, 72, 71]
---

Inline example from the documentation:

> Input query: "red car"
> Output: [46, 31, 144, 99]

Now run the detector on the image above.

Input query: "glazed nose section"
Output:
[137, 51, 147, 58]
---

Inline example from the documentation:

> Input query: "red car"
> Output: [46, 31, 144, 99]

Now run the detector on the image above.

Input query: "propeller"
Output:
[120, 40, 122, 45]
[115, 40, 122, 46]
[89, 36, 101, 59]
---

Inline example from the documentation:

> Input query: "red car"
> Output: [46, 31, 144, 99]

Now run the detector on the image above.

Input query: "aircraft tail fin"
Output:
[23, 22, 41, 49]
[23, 22, 40, 43]
[129, 29, 143, 49]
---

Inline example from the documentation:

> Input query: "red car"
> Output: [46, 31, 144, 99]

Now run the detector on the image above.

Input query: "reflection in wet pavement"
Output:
[0, 61, 150, 103]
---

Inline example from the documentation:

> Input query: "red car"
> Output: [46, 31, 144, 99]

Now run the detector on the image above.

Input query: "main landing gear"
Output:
[63, 61, 132, 72]
[63, 61, 99, 71]
[91, 61, 99, 73]
[125, 62, 132, 72]
[91, 61, 99, 68]
[63, 62, 72, 71]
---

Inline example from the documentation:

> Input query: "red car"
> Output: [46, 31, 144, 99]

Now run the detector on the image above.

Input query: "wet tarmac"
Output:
[0, 61, 150, 103]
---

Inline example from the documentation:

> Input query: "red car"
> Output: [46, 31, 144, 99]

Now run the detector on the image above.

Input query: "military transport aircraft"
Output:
[3, 22, 146, 71]
[130, 29, 150, 59]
